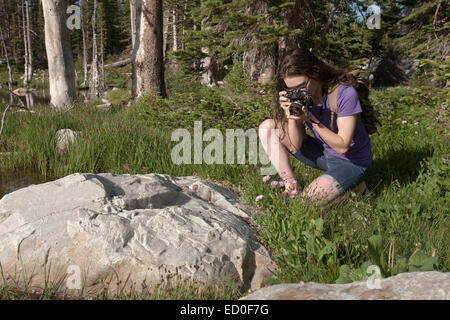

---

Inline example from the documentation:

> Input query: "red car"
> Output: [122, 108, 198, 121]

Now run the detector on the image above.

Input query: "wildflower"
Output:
[424, 107, 428, 110]
[401, 120, 407, 124]
[415, 131, 418, 134]
[270, 181, 279, 187]
[255, 195, 263, 202]
[414, 122, 419, 125]
[304, 173, 309, 177]
[262, 175, 271, 182]
[278, 181, 285, 187]
[290, 190, 298, 198]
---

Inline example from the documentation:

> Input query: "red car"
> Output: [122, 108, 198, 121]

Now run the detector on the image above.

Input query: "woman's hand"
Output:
[301, 106, 320, 124]
[279, 91, 309, 122]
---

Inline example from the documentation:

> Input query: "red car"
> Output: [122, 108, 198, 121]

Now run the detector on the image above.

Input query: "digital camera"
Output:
[282, 89, 315, 117]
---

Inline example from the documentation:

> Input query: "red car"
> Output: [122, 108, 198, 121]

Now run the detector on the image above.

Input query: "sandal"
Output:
[278, 179, 299, 200]
[353, 181, 368, 196]
[278, 189, 297, 200]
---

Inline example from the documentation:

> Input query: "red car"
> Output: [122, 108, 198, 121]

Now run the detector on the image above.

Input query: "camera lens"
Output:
[289, 102, 303, 116]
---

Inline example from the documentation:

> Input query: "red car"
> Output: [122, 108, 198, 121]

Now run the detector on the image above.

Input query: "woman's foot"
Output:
[352, 180, 367, 195]
[278, 179, 299, 200]
[323, 180, 368, 208]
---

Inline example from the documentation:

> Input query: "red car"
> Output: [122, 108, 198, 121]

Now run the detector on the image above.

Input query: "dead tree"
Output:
[131, 0, 166, 99]
[42, 0, 77, 109]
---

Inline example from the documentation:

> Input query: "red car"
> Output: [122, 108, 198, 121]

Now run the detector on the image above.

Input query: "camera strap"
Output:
[319, 84, 328, 117]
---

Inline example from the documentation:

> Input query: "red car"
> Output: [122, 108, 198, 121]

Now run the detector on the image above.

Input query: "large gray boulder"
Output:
[0, 173, 276, 295]
[240, 271, 450, 300]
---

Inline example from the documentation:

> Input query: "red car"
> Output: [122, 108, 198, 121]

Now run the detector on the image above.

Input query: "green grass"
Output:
[0, 65, 448, 299]
[0, 262, 241, 300]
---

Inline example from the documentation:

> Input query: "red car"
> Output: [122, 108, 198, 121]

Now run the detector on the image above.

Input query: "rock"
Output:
[96, 98, 112, 109]
[55, 129, 81, 153]
[0, 173, 276, 295]
[13, 88, 31, 95]
[240, 271, 450, 300]
[14, 109, 36, 114]
[96, 103, 112, 110]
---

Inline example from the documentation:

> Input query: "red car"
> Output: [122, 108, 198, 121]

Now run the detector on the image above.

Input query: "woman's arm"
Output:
[278, 90, 308, 152]
[285, 118, 307, 152]
[309, 114, 358, 155]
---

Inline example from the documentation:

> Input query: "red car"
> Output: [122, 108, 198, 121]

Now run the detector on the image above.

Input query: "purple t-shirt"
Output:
[305, 84, 372, 167]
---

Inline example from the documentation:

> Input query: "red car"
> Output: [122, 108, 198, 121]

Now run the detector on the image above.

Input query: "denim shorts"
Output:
[288, 135, 370, 195]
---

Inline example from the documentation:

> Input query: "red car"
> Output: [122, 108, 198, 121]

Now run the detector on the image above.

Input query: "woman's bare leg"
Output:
[301, 176, 341, 204]
[258, 119, 302, 193]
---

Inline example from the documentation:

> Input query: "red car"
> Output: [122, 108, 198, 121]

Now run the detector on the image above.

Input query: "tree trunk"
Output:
[25, 92, 34, 109]
[242, 0, 276, 86]
[14, 5, 20, 67]
[163, 8, 169, 63]
[275, 0, 306, 70]
[313, 2, 337, 52]
[21, 0, 29, 85]
[81, 4, 88, 88]
[130, 0, 137, 49]
[100, 30, 105, 90]
[42, 0, 77, 110]
[89, 0, 100, 98]
[181, 0, 187, 50]
[192, 23, 197, 70]
[199, 17, 219, 87]
[172, 7, 177, 51]
[131, 0, 138, 98]
[132, 0, 166, 99]
[171, 5, 179, 68]
[25, 0, 33, 84]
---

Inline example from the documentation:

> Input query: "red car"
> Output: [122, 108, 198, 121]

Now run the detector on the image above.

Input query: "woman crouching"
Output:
[258, 48, 372, 206]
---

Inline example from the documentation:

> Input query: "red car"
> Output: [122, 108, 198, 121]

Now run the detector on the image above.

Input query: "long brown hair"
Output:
[274, 48, 359, 141]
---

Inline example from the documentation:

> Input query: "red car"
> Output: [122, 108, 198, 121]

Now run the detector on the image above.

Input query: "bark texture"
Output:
[42, 0, 77, 109]
[228, 0, 277, 87]
[132, 0, 166, 99]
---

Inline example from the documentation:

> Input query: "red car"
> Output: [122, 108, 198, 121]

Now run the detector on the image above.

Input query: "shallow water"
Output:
[0, 88, 50, 108]
[0, 88, 94, 109]
[0, 168, 54, 200]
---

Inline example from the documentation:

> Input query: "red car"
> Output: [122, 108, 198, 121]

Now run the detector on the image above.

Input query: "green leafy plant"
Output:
[269, 218, 337, 283]
[336, 235, 438, 284]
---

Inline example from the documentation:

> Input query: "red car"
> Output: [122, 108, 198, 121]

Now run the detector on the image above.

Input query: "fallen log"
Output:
[87, 58, 131, 70]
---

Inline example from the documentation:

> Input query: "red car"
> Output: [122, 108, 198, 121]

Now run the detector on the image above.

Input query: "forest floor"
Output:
[0, 63, 448, 299]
